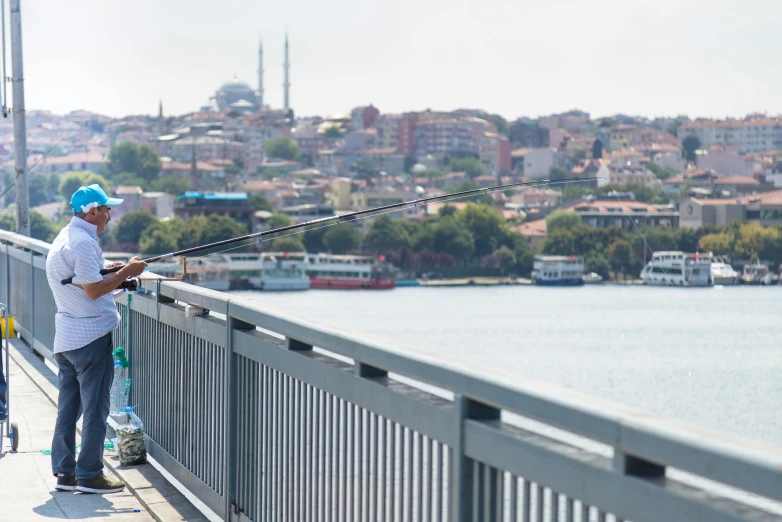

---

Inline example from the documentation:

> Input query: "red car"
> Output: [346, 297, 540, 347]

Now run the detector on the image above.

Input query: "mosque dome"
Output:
[219, 76, 254, 93]
[215, 75, 258, 112]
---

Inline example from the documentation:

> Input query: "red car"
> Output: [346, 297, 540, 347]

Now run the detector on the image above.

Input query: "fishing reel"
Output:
[117, 277, 141, 292]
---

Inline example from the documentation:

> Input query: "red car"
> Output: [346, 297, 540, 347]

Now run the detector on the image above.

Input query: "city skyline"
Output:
[17, 0, 782, 121]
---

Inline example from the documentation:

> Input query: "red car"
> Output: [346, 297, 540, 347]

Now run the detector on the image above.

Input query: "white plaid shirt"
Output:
[45, 216, 120, 353]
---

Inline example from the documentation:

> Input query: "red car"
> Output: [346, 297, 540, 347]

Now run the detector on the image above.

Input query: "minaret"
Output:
[257, 38, 264, 108]
[157, 100, 164, 135]
[283, 33, 290, 110]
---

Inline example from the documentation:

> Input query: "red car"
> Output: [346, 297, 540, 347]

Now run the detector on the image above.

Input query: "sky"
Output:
[15, 0, 782, 121]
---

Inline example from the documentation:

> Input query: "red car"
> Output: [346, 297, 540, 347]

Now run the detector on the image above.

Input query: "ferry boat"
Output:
[531, 255, 585, 286]
[221, 252, 310, 291]
[710, 261, 739, 286]
[254, 252, 310, 291]
[306, 253, 396, 289]
[639, 251, 711, 287]
[739, 263, 778, 285]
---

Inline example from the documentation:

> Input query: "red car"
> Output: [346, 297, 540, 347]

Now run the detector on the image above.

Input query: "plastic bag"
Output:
[115, 423, 146, 465]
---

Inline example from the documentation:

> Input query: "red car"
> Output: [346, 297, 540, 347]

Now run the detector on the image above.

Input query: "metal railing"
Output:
[1, 227, 781, 522]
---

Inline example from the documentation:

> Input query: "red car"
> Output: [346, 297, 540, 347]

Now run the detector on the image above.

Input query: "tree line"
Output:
[540, 210, 782, 280]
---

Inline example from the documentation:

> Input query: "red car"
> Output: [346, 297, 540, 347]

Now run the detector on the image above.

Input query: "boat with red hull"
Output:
[306, 253, 396, 289]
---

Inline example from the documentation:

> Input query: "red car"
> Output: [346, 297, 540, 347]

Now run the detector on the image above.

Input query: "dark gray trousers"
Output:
[51, 333, 114, 480]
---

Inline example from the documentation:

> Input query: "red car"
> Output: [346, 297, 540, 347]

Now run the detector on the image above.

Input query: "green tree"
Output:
[546, 210, 582, 232]
[150, 175, 191, 195]
[303, 226, 327, 253]
[585, 253, 610, 280]
[115, 211, 158, 245]
[698, 232, 733, 256]
[177, 216, 208, 249]
[139, 227, 178, 255]
[267, 213, 293, 230]
[58, 171, 111, 202]
[264, 136, 301, 161]
[0, 212, 57, 242]
[493, 246, 516, 275]
[364, 214, 410, 253]
[486, 114, 508, 134]
[28, 173, 51, 207]
[108, 142, 161, 183]
[448, 157, 485, 179]
[608, 239, 634, 280]
[548, 166, 570, 181]
[541, 229, 575, 255]
[272, 236, 306, 252]
[199, 216, 247, 254]
[433, 217, 475, 261]
[323, 223, 359, 254]
[681, 135, 701, 164]
[458, 203, 510, 258]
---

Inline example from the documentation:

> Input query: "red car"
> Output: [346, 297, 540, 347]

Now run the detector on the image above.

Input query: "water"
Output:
[230, 284, 782, 449]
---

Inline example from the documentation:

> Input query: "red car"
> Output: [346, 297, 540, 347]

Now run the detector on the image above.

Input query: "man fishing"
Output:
[45, 184, 147, 494]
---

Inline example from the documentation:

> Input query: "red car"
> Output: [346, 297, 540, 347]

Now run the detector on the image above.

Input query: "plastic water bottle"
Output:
[109, 361, 123, 415]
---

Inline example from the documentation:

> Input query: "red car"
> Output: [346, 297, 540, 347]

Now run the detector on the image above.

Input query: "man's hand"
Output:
[122, 257, 147, 278]
[105, 261, 124, 269]
[81, 257, 147, 300]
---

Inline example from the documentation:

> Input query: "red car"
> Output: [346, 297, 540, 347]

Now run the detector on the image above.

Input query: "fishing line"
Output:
[136, 177, 601, 276]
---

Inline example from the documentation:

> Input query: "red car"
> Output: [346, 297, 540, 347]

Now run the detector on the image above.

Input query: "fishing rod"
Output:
[61, 176, 600, 286]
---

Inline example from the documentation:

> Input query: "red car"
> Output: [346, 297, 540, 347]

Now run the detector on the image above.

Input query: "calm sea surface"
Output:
[229, 284, 782, 449]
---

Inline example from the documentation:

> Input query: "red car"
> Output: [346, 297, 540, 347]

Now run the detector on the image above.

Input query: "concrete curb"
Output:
[8, 337, 211, 522]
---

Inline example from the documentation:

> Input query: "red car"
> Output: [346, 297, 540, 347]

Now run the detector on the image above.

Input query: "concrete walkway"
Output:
[0, 338, 210, 522]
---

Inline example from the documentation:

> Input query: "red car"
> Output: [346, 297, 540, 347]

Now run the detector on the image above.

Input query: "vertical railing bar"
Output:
[522, 479, 531, 522]
[565, 498, 574, 522]
[348, 402, 354, 522]
[417, 433, 424, 522]
[536, 485, 544, 522]
[552, 491, 560, 522]
[437, 444, 450, 522]
[357, 406, 365, 522]
[319, 391, 326, 522]
[472, 461, 480, 522]
[389, 421, 396, 522]
[378, 416, 386, 522]
[324, 392, 332, 522]
[407, 427, 414, 522]
[371, 413, 378, 522]
[339, 399, 346, 522]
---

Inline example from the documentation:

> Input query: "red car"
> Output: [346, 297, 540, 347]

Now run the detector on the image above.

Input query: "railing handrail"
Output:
[0, 228, 52, 255]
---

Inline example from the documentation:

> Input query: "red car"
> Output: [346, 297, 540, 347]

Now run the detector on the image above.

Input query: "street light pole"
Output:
[10, 0, 28, 236]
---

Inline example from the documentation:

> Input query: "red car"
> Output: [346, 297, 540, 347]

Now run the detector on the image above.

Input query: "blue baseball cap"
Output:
[70, 184, 124, 213]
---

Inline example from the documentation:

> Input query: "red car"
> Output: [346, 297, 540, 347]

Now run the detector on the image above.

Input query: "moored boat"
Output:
[531, 255, 585, 286]
[640, 251, 711, 287]
[306, 253, 395, 289]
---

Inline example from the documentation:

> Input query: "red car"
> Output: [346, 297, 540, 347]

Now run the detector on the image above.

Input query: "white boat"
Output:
[583, 272, 603, 284]
[254, 252, 310, 291]
[221, 252, 310, 291]
[710, 261, 739, 286]
[531, 255, 585, 286]
[306, 253, 396, 289]
[640, 251, 711, 287]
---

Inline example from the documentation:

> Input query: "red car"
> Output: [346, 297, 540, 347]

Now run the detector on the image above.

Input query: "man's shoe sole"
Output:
[76, 486, 125, 494]
[55, 485, 77, 492]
